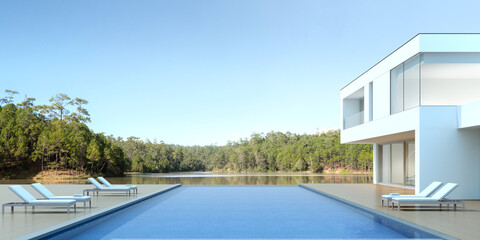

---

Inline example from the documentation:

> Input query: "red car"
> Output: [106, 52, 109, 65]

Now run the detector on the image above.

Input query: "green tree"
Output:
[49, 93, 72, 120]
[0, 89, 19, 106]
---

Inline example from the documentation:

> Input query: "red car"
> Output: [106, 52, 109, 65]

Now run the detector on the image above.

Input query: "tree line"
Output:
[0, 90, 372, 177]
[114, 130, 372, 174]
[0, 90, 128, 177]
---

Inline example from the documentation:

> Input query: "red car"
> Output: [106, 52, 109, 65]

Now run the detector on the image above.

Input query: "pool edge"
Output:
[299, 184, 456, 240]
[16, 184, 182, 240]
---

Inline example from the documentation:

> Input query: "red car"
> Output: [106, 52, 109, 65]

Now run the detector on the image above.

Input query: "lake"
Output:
[106, 172, 373, 185]
[0, 172, 373, 185]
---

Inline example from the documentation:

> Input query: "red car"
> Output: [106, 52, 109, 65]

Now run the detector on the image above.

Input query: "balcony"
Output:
[343, 88, 364, 130]
[344, 111, 364, 129]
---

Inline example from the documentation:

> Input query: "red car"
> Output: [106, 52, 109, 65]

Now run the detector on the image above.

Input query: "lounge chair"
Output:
[98, 177, 138, 194]
[83, 178, 134, 196]
[391, 183, 464, 211]
[31, 183, 92, 208]
[381, 181, 443, 207]
[2, 185, 76, 213]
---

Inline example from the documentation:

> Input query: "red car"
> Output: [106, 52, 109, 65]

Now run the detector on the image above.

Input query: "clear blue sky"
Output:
[1, 0, 479, 146]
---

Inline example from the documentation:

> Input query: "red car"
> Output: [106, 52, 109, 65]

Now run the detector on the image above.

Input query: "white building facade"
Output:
[340, 34, 480, 199]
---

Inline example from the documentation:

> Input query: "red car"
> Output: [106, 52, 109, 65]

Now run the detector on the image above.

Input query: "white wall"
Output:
[459, 99, 480, 128]
[341, 108, 418, 144]
[418, 106, 480, 199]
[372, 72, 390, 120]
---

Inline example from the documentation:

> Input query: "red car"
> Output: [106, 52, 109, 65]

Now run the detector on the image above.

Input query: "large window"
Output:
[405, 141, 415, 186]
[381, 144, 390, 183]
[380, 141, 415, 187]
[391, 52, 480, 113]
[390, 54, 420, 115]
[390, 64, 404, 114]
[403, 55, 420, 109]
[421, 53, 480, 105]
[391, 143, 404, 185]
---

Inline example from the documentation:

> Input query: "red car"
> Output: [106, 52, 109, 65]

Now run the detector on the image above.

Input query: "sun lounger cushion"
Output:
[8, 185, 76, 205]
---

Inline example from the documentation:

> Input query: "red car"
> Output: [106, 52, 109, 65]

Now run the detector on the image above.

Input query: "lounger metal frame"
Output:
[83, 188, 132, 196]
[4, 185, 78, 214]
[2, 201, 76, 213]
[391, 198, 465, 210]
[98, 177, 138, 194]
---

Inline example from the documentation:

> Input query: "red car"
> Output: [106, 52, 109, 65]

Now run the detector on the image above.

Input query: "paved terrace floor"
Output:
[1, 184, 479, 239]
[0, 184, 175, 240]
[302, 184, 480, 240]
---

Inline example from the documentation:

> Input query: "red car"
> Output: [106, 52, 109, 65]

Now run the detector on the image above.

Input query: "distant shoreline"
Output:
[1, 170, 373, 185]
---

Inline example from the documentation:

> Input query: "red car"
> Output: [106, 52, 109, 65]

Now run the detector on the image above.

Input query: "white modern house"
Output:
[340, 33, 480, 199]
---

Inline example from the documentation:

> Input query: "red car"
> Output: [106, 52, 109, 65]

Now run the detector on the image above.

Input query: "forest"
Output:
[0, 90, 372, 177]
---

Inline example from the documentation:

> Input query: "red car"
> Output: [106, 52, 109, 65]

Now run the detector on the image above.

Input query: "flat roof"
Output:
[341, 33, 480, 90]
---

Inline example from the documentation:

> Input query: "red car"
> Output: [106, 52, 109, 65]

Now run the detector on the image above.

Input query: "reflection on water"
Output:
[0, 172, 373, 185]
[0, 179, 37, 184]
[107, 172, 373, 185]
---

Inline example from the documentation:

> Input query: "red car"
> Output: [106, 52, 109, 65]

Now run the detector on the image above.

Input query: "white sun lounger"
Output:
[381, 181, 443, 207]
[83, 178, 134, 196]
[3, 185, 76, 213]
[391, 183, 464, 211]
[31, 183, 92, 208]
[98, 177, 138, 194]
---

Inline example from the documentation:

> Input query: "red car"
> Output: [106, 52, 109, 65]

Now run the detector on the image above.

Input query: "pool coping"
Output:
[299, 184, 456, 240]
[16, 184, 182, 240]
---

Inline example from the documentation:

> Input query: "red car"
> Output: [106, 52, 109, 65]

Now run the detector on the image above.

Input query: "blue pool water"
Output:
[46, 186, 439, 239]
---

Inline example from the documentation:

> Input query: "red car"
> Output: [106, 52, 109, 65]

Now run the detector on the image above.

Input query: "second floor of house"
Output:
[341, 34, 480, 132]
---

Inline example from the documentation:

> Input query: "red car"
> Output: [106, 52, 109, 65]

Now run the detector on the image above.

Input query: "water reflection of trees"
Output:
[105, 175, 373, 185]
[17, 174, 373, 185]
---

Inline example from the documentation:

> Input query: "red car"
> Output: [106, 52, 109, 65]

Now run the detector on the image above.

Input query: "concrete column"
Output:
[373, 143, 381, 184]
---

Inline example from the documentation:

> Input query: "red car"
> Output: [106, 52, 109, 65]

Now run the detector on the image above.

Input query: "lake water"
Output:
[0, 172, 372, 185]
[108, 172, 373, 185]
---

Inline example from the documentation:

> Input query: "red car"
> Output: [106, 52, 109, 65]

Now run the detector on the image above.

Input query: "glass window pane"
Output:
[382, 144, 391, 183]
[405, 141, 415, 186]
[404, 55, 420, 110]
[390, 64, 404, 114]
[421, 53, 480, 105]
[391, 143, 404, 185]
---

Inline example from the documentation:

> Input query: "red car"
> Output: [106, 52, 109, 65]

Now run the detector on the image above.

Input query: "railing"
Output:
[344, 111, 364, 129]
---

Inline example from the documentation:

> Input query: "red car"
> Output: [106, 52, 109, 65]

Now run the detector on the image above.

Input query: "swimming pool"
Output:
[42, 186, 443, 239]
